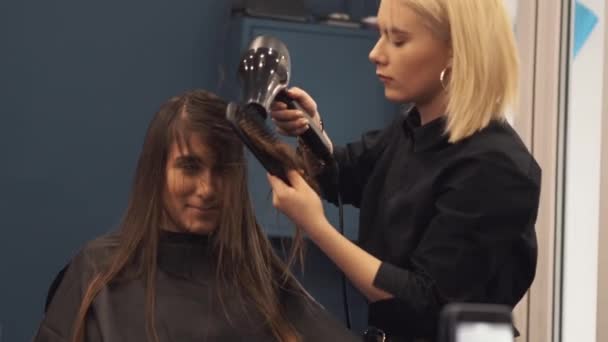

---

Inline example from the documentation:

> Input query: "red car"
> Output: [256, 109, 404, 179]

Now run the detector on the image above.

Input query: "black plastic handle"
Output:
[274, 91, 333, 163]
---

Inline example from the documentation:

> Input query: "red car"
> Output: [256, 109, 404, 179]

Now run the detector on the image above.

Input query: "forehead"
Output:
[378, 0, 415, 22]
[169, 133, 216, 161]
[377, 0, 419, 27]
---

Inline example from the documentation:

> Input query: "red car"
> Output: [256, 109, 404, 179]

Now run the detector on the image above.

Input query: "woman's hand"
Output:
[267, 170, 328, 236]
[268, 171, 393, 303]
[268, 172, 393, 303]
[270, 87, 323, 137]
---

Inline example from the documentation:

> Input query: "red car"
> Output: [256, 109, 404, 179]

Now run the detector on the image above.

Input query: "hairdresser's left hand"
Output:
[267, 170, 328, 236]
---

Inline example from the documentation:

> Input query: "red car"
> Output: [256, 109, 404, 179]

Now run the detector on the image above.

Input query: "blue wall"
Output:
[0, 1, 234, 340]
[0, 1, 377, 340]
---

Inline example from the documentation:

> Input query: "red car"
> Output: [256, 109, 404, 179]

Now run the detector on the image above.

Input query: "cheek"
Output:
[391, 48, 445, 96]
[165, 171, 195, 200]
[393, 47, 435, 82]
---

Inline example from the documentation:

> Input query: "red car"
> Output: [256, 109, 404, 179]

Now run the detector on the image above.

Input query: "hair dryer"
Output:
[225, 35, 350, 328]
[227, 35, 333, 168]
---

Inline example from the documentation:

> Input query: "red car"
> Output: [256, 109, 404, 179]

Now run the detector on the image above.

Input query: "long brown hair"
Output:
[72, 90, 312, 342]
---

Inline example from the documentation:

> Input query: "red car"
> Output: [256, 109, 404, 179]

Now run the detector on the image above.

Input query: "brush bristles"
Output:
[238, 114, 278, 144]
[232, 107, 321, 193]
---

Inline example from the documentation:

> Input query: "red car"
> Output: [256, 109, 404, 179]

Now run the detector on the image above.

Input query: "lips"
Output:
[377, 73, 393, 83]
[187, 204, 218, 212]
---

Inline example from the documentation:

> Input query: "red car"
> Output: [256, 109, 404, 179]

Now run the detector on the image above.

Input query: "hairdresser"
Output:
[267, 1, 541, 341]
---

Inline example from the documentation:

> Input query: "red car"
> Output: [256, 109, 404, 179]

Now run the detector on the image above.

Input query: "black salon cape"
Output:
[34, 232, 361, 342]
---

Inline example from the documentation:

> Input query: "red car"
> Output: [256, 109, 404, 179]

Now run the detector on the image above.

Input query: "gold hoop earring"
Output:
[440, 68, 450, 90]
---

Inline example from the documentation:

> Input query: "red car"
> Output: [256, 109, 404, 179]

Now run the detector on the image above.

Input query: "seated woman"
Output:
[34, 90, 360, 342]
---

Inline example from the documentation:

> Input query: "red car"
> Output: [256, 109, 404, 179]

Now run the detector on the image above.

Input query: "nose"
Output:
[369, 37, 387, 66]
[195, 169, 217, 200]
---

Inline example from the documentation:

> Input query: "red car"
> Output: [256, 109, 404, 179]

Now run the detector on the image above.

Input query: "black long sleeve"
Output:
[371, 153, 540, 338]
[318, 118, 397, 207]
[317, 109, 540, 340]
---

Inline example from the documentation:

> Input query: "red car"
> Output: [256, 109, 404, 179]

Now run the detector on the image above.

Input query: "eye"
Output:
[176, 158, 202, 174]
[390, 35, 408, 47]
[182, 161, 199, 171]
[385, 28, 409, 48]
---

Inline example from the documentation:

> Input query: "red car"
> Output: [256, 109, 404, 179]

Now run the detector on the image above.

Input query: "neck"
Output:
[161, 216, 214, 236]
[161, 226, 214, 236]
[415, 91, 448, 125]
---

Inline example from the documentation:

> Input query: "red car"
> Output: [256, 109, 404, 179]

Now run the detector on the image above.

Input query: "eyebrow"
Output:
[375, 22, 411, 37]
[174, 155, 202, 163]
[389, 27, 410, 36]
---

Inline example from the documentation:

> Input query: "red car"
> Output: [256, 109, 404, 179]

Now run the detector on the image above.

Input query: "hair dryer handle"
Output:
[275, 91, 334, 163]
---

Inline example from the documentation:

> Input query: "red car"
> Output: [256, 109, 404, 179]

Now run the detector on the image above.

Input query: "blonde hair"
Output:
[400, 0, 519, 142]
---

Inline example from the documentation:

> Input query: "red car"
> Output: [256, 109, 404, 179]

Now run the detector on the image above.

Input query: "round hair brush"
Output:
[226, 35, 333, 184]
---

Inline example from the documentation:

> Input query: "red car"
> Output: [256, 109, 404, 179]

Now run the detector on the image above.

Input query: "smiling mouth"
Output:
[188, 205, 219, 212]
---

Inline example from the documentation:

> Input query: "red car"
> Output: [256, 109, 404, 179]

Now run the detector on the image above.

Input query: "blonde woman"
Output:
[269, 0, 541, 341]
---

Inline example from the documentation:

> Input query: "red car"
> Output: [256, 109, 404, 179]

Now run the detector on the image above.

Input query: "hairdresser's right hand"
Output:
[271, 87, 323, 137]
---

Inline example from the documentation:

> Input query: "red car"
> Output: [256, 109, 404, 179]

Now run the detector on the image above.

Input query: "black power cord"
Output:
[331, 161, 352, 330]
[338, 193, 352, 330]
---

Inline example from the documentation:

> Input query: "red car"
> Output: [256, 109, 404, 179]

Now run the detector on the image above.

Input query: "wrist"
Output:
[304, 217, 333, 243]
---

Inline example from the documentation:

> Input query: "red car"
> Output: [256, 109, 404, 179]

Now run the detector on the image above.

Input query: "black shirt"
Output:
[319, 108, 541, 341]
[35, 232, 362, 341]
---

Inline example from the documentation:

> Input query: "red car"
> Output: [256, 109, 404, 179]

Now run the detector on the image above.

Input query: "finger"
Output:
[267, 172, 279, 189]
[272, 117, 308, 133]
[286, 169, 307, 189]
[267, 172, 288, 192]
[293, 125, 310, 136]
[276, 126, 305, 138]
[275, 123, 309, 136]
[276, 126, 289, 136]
[267, 174, 281, 208]
[270, 109, 304, 122]
[270, 101, 288, 111]
[286, 87, 317, 116]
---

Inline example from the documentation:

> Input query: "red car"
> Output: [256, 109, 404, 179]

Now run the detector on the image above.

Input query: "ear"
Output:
[446, 48, 453, 68]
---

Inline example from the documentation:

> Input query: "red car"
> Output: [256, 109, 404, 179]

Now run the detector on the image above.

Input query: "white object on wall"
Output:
[563, 0, 604, 342]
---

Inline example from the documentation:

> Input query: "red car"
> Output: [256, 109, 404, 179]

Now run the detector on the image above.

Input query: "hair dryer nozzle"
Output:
[233, 35, 335, 179]
[237, 35, 291, 112]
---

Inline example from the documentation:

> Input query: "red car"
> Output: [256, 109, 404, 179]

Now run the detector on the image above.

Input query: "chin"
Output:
[384, 88, 410, 103]
[181, 221, 218, 235]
